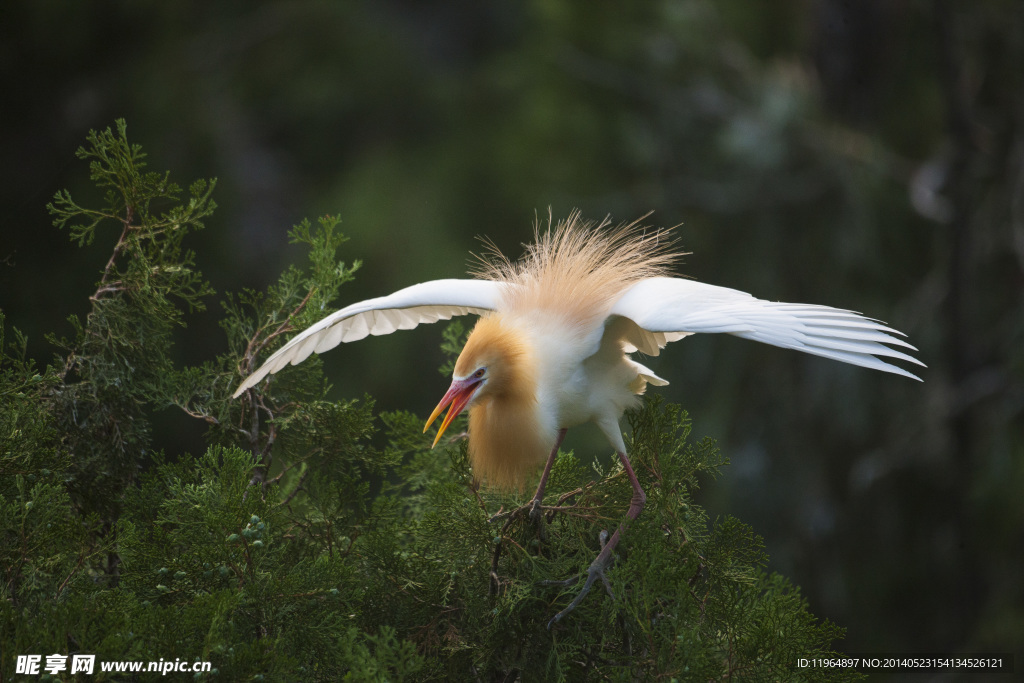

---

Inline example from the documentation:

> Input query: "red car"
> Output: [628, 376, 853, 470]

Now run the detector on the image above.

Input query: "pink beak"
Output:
[423, 378, 480, 448]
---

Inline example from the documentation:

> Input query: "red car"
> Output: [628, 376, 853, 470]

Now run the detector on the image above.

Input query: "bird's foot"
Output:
[488, 497, 550, 541]
[527, 497, 547, 539]
[543, 529, 615, 629]
[528, 496, 545, 522]
[488, 498, 544, 523]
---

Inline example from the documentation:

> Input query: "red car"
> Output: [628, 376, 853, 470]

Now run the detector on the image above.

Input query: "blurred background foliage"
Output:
[2, 0, 1021, 665]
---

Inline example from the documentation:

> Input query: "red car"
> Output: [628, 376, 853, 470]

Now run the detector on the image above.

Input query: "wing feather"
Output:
[610, 277, 923, 380]
[232, 279, 502, 397]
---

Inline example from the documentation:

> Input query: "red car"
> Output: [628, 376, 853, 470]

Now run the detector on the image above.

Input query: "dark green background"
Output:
[3, 0, 1021, 664]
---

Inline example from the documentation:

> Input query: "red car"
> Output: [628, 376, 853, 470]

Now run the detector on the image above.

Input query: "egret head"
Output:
[423, 316, 531, 447]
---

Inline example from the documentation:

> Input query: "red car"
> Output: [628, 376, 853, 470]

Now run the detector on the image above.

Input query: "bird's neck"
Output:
[467, 377, 554, 492]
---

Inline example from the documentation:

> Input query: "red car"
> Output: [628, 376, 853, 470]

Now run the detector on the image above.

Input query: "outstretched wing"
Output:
[233, 278, 503, 397]
[609, 277, 923, 380]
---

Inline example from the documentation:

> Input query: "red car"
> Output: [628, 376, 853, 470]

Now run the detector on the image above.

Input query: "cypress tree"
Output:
[1, 122, 860, 681]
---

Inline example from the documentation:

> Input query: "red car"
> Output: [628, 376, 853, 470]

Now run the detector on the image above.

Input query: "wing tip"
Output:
[231, 372, 264, 398]
[858, 354, 926, 381]
[887, 364, 924, 382]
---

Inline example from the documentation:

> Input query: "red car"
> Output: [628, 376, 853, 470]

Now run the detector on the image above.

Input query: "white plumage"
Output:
[235, 279, 497, 387]
[232, 275, 919, 398]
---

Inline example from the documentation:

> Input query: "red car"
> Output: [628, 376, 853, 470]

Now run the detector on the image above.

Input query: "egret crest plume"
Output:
[472, 210, 680, 327]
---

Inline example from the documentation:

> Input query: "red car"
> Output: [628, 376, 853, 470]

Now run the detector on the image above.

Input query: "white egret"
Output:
[233, 212, 922, 625]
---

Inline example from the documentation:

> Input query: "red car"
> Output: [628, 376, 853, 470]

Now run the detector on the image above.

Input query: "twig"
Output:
[280, 469, 310, 507]
[243, 286, 317, 376]
[55, 553, 87, 598]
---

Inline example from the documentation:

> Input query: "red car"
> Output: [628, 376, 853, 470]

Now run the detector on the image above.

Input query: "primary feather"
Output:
[231, 278, 501, 397]
[610, 277, 923, 380]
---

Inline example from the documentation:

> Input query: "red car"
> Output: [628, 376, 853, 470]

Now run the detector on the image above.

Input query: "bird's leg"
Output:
[530, 428, 567, 523]
[546, 449, 646, 629]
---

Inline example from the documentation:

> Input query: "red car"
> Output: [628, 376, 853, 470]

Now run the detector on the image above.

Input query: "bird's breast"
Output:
[511, 312, 637, 429]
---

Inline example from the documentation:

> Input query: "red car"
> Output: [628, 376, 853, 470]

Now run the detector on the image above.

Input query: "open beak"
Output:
[423, 378, 480, 448]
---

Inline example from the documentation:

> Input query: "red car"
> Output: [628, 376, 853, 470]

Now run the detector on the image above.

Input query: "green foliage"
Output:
[47, 119, 214, 311]
[1, 125, 861, 680]
[437, 319, 470, 378]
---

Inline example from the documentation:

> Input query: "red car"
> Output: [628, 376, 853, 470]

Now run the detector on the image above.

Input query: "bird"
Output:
[232, 211, 922, 626]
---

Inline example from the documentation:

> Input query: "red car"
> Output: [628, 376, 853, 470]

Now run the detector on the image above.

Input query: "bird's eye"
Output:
[474, 368, 486, 379]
